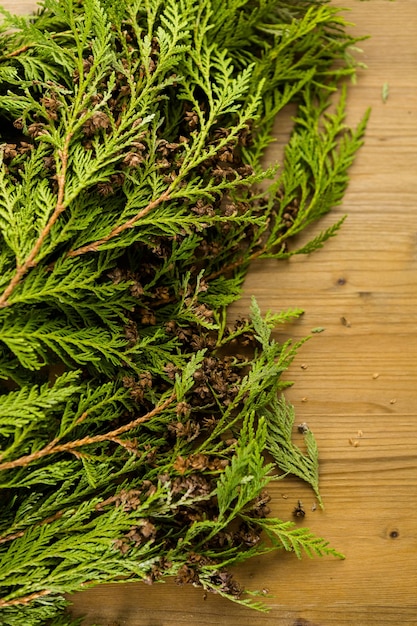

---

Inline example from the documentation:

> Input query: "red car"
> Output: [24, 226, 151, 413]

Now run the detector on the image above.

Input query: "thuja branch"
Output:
[0, 511, 64, 546]
[68, 188, 173, 257]
[0, 392, 176, 471]
[1, 43, 33, 59]
[0, 590, 53, 609]
[0, 132, 73, 308]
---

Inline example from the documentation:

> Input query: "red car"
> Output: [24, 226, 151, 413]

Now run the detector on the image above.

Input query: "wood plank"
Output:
[3, 1, 417, 624]
[3, 0, 37, 13]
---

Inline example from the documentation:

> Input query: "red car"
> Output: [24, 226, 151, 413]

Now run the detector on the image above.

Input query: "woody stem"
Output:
[0, 132, 73, 308]
[0, 392, 176, 472]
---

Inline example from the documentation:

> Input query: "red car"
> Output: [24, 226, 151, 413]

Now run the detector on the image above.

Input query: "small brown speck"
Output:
[300, 363, 308, 370]
[301, 397, 307, 403]
[357, 430, 363, 438]
[340, 316, 351, 327]
[372, 373, 380, 379]
[349, 438, 359, 447]
[390, 398, 397, 405]
[311, 503, 317, 512]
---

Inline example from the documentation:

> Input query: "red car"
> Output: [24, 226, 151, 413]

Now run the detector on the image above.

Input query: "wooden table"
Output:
[7, 1, 417, 624]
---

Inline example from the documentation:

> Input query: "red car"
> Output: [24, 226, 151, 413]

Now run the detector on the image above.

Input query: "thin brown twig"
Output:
[67, 188, 172, 258]
[108, 435, 141, 455]
[2, 43, 34, 59]
[0, 589, 52, 608]
[0, 433, 61, 466]
[75, 410, 89, 425]
[0, 510, 64, 545]
[0, 392, 176, 472]
[0, 132, 73, 308]
[0, 576, 108, 608]
[1, 31, 64, 61]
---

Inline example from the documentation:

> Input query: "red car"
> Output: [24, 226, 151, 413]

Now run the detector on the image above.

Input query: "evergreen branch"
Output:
[0, 31, 65, 62]
[0, 392, 176, 472]
[0, 511, 64, 546]
[0, 131, 72, 308]
[0, 589, 52, 609]
[245, 517, 344, 559]
[67, 187, 173, 257]
[1, 44, 33, 59]
[277, 215, 347, 258]
[265, 397, 322, 506]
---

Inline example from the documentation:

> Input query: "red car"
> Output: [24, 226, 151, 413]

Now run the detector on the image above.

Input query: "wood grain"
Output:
[3, 0, 37, 13]
[4, 1, 417, 624]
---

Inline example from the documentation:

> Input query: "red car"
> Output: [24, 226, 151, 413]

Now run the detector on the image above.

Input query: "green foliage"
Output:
[0, 0, 368, 621]
[244, 516, 344, 559]
[265, 397, 323, 506]
[216, 415, 273, 520]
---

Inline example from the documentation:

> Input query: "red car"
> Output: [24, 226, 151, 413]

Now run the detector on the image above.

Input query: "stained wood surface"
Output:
[6, 1, 417, 624]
